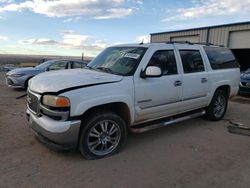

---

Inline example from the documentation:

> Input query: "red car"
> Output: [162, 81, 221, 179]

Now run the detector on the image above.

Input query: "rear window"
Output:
[204, 47, 239, 70]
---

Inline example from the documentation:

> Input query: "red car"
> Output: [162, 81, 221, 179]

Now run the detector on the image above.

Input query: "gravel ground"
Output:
[0, 72, 250, 188]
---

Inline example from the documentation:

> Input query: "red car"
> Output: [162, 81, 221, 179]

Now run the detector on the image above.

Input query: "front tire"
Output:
[205, 90, 228, 121]
[79, 112, 127, 159]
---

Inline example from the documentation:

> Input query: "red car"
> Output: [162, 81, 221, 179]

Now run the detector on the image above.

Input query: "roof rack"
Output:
[165, 41, 225, 47]
[165, 41, 193, 45]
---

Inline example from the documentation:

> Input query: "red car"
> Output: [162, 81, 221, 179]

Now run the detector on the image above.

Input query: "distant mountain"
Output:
[0, 54, 93, 65]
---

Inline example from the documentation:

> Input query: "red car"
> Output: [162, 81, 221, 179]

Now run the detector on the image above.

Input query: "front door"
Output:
[134, 49, 183, 123]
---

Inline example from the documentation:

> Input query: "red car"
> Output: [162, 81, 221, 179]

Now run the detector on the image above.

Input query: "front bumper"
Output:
[5, 76, 24, 88]
[239, 85, 250, 95]
[26, 109, 81, 150]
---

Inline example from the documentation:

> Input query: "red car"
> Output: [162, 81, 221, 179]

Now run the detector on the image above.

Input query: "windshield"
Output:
[36, 60, 56, 69]
[87, 47, 147, 76]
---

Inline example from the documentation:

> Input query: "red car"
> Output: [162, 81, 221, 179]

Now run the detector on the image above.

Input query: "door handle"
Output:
[174, 80, 182, 87]
[201, 78, 208, 83]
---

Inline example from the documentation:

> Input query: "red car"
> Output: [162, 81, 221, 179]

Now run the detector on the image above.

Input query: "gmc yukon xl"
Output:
[26, 42, 240, 159]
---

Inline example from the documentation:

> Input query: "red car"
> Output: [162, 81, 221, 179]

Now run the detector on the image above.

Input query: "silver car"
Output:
[6, 59, 86, 89]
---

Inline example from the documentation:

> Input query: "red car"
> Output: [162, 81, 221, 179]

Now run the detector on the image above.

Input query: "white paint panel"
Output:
[229, 30, 250, 49]
[170, 35, 199, 43]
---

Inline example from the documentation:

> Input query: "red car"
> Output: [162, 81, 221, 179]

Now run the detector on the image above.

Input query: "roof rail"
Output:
[194, 42, 225, 47]
[165, 41, 193, 45]
[165, 41, 225, 47]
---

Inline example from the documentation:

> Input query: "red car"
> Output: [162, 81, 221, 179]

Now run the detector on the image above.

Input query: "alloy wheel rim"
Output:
[87, 120, 121, 156]
[213, 95, 226, 118]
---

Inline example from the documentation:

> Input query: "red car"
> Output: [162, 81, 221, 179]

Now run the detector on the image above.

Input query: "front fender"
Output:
[74, 95, 134, 123]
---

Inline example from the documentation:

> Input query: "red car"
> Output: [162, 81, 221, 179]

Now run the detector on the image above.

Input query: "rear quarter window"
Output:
[204, 47, 239, 70]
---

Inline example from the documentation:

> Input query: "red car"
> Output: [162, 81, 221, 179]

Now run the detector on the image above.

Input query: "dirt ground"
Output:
[0, 72, 250, 188]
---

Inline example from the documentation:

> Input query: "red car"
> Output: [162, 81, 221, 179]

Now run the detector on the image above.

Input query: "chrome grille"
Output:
[27, 91, 39, 114]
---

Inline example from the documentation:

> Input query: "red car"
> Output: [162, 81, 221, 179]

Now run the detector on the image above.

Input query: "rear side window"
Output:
[148, 50, 177, 75]
[72, 62, 83, 69]
[204, 47, 239, 69]
[179, 50, 205, 73]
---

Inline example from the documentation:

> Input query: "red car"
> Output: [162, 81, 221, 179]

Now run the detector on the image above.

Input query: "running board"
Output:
[130, 110, 206, 133]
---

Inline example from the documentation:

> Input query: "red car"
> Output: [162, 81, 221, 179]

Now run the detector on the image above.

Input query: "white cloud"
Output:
[0, 0, 137, 19]
[63, 16, 81, 23]
[0, 0, 13, 3]
[19, 38, 59, 45]
[136, 35, 150, 43]
[162, 0, 250, 22]
[94, 8, 133, 19]
[18, 31, 107, 54]
[0, 35, 8, 40]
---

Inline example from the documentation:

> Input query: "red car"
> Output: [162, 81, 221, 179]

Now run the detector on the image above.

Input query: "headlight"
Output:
[42, 95, 70, 107]
[10, 73, 25, 77]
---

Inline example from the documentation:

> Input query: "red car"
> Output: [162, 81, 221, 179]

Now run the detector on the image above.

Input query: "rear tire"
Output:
[205, 90, 228, 121]
[79, 111, 127, 159]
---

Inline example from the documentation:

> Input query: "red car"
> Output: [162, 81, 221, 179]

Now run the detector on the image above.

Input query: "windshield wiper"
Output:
[85, 65, 94, 70]
[88, 66, 123, 76]
[95, 66, 113, 74]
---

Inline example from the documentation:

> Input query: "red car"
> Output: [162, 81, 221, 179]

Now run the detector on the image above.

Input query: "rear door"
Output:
[176, 45, 209, 110]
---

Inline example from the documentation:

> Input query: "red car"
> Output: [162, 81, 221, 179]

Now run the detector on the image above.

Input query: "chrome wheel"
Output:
[213, 95, 226, 118]
[87, 120, 121, 156]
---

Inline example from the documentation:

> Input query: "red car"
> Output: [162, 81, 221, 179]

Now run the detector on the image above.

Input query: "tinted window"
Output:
[48, 61, 67, 71]
[204, 47, 239, 70]
[180, 50, 205, 73]
[148, 50, 177, 75]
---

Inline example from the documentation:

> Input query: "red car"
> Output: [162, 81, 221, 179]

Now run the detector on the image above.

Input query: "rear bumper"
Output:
[26, 109, 81, 150]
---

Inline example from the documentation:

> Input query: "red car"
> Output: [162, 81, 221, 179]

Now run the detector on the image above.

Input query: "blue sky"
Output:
[0, 0, 250, 57]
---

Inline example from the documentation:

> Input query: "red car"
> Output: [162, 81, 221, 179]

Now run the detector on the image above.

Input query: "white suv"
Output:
[26, 42, 240, 159]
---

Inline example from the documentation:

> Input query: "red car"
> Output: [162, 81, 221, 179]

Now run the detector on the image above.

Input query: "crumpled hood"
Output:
[7, 67, 42, 75]
[29, 69, 123, 93]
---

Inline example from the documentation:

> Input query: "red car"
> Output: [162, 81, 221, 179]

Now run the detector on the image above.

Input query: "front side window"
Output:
[180, 50, 205, 73]
[87, 47, 147, 76]
[48, 61, 68, 71]
[204, 47, 239, 70]
[148, 50, 177, 75]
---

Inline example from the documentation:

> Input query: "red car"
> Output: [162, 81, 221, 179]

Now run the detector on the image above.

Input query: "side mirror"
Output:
[141, 66, 162, 78]
[45, 67, 50, 71]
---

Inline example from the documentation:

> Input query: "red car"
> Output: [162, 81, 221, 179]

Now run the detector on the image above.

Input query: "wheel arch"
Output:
[208, 84, 231, 105]
[77, 102, 131, 144]
[24, 76, 34, 89]
[215, 85, 231, 98]
[80, 102, 131, 125]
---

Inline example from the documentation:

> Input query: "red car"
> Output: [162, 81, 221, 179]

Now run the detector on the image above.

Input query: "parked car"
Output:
[239, 68, 250, 95]
[26, 42, 240, 159]
[6, 59, 87, 89]
[3, 64, 16, 72]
